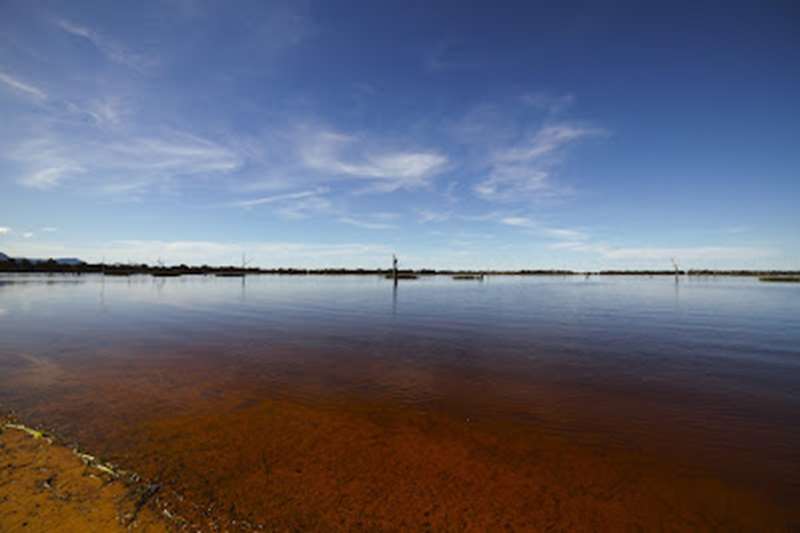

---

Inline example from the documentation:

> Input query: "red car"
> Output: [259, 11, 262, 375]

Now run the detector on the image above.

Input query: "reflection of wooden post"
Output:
[392, 254, 398, 285]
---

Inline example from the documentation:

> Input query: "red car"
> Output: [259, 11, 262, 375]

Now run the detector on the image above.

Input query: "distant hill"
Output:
[51, 258, 85, 266]
[0, 252, 84, 265]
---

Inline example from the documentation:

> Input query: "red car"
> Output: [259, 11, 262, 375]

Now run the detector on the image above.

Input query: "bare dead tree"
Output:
[671, 257, 680, 283]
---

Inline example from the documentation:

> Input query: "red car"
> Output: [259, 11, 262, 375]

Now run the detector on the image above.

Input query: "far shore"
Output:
[1, 260, 798, 279]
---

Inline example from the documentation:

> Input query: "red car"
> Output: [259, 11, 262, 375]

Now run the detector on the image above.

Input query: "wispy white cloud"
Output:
[106, 134, 241, 174]
[475, 124, 605, 201]
[0, 71, 47, 100]
[22, 232, 34, 239]
[231, 186, 399, 228]
[370, 212, 401, 221]
[417, 209, 452, 223]
[56, 19, 156, 72]
[41, 227, 58, 232]
[20, 164, 85, 190]
[442, 181, 460, 204]
[549, 241, 773, 263]
[83, 97, 125, 126]
[495, 125, 600, 162]
[231, 188, 329, 208]
[274, 195, 335, 220]
[499, 216, 531, 227]
[606, 246, 772, 262]
[448, 104, 516, 149]
[299, 129, 448, 192]
[0, 227, 10, 235]
[541, 227, 588, 240]
[98, 180, 153, 197]
[499, 215, 588, 240]
[337, 217, 396, 230]
[55, 19, 93, 38]
[7, 131, 242, 193]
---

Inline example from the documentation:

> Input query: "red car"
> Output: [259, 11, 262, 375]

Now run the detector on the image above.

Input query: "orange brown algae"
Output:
[2, 353, 799, 531]
[126, 397, 797, 532]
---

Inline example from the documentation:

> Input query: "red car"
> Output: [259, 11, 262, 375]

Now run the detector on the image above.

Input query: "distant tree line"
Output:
[0, 255, 797, 277]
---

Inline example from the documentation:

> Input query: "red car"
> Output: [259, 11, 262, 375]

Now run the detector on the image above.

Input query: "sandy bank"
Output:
[0, 416, 168, 532]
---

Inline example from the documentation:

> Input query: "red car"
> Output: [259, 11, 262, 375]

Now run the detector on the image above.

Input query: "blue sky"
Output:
[0, 0, 798, 269]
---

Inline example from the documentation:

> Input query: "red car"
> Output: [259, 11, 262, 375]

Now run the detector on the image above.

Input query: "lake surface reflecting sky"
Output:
[1, 274, 798, 529]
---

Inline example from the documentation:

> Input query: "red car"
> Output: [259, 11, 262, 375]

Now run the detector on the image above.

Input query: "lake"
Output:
[1, 273, 798, 530]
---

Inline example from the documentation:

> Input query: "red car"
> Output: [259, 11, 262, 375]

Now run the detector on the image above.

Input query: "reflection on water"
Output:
[1, 273, 799, 529]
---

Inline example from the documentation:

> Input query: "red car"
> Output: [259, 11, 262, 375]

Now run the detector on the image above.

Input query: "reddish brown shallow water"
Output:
[1, 274, 799, 530]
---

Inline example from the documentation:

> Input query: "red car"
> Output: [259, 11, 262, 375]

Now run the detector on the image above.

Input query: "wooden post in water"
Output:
[392, 254, 398, 285]
[671, 257, 680, 283]
[241, 253, 250, 287]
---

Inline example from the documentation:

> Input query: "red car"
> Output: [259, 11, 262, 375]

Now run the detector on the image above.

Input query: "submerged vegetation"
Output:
[759, 275, 800, 282]
[453, 274, 485, 280]
[384, 272, 419, 280]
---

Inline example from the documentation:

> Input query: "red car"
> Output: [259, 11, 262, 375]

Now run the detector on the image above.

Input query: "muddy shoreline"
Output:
[0, 414, 176, 532]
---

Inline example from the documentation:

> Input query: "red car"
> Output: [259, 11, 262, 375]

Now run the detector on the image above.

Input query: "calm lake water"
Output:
[1, 273, 799, 530]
